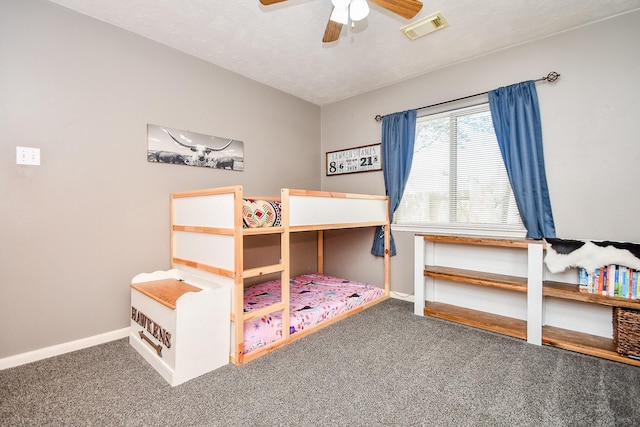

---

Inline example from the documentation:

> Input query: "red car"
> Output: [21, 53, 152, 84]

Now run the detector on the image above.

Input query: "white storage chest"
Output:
[130, 269, 229, 386]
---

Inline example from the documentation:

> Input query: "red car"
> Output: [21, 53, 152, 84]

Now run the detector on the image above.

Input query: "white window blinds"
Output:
[394, 103, 525, 236]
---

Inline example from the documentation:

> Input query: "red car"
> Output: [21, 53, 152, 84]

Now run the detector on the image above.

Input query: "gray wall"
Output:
[320, 11, 640, 295]
[0, 0, 320, 359]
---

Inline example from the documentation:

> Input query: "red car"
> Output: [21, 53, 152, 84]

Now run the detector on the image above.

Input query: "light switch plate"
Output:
[16, 146, 40, 165]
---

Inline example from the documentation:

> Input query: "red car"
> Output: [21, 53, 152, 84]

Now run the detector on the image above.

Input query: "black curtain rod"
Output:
[374, 71, 560, 122]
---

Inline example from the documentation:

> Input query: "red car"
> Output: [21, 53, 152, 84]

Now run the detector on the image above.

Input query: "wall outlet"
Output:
[16, 146, 40, 165]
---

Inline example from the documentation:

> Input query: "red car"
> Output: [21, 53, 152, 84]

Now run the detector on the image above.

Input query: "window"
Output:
[393, 103, 525, 237]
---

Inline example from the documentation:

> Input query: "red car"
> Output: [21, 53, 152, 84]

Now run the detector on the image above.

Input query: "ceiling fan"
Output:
[259, 0, 423, 43]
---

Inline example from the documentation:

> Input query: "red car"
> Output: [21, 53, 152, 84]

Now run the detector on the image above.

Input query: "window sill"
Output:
[391, 223, 527, 239]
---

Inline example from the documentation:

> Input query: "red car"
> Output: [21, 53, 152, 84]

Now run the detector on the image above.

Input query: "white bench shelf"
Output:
[414, 234, 640, 367]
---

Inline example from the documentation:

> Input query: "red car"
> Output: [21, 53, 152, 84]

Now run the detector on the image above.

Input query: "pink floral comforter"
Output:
[243, 273, 384, 353]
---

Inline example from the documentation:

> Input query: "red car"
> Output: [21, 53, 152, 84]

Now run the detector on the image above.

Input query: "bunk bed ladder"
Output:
[234, 189, 291, 365]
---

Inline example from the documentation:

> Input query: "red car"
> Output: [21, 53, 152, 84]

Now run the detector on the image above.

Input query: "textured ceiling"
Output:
[48, 0, 640, 106]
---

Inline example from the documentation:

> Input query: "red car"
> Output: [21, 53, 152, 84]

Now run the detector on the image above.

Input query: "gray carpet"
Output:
[2, 299, 640, 426]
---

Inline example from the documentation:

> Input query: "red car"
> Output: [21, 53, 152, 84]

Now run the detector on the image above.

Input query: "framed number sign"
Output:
[326, 143, 382, 176]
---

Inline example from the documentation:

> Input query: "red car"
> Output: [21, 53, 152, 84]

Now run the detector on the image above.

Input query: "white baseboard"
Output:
[390, 291, 415, 303]
[0, 327, 129, 370]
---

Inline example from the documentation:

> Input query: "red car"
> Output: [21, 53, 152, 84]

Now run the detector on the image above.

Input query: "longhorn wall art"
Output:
[147, 124, 244, 171]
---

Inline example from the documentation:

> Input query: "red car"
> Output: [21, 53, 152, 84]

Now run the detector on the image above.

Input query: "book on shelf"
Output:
[578, 265, 639, 300]
[609, 264, 616, 297]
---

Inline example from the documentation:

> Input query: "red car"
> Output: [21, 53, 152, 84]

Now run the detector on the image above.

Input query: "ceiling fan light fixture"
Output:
[331, 0, 351, 8]
[329, 6, 349, 25]
[349, 0, 369, 21]
[261, 0, 424, 43]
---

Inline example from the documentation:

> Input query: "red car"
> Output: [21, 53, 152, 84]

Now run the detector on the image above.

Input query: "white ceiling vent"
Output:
[401, 11, 449, 40]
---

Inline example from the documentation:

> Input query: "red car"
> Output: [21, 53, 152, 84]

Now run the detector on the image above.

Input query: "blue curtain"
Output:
[371, 109, 417, 256]
[488, 81, 556, 239]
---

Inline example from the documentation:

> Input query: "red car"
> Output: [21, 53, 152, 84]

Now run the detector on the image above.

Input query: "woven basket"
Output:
[613, 307, 640, 357]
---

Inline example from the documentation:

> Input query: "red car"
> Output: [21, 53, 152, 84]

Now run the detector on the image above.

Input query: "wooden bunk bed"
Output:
[170, 186, 391, 365]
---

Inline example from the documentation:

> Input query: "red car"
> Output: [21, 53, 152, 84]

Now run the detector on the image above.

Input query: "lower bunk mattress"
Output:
[243, 273, 384, 353]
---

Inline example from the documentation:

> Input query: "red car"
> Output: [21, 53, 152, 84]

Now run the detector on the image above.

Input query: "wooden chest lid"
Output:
[131, 278, 201, 310]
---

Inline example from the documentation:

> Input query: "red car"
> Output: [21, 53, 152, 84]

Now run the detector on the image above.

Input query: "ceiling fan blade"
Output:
[259, 0, 288, 5]
[322, 10, 343, 43]
[369, 0, 423, 19]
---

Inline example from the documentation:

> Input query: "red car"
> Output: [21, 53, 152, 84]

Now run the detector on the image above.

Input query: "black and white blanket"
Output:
[544, 238, 640, 274]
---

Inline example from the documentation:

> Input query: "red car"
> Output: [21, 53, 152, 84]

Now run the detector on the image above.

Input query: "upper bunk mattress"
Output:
[243, 273, 384, 353]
